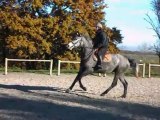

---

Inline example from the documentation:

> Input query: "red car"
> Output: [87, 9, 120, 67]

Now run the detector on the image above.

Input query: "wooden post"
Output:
[58, 60, 61, 76]
[5, 58, 8, 75]
[50, 59, 53, 76]
[143, 63, 145, 78]
[148, 63, 151, 78]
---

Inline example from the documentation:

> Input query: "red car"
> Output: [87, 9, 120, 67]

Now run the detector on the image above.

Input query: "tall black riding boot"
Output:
[96, 55, 102, 69]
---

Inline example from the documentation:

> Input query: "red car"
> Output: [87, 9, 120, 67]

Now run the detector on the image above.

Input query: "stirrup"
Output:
[94, 65, 102, 70]
[97, 65, 102, 68]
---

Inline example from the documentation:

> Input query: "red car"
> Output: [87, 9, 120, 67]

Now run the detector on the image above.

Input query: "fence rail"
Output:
[57, 60, 80, 76]
[138, 63, 146, 78]
[5, 58, 53, 76]
[57, 60, 146, 77]
[5, 59, 158, 78]
[148, 63, 160, 78]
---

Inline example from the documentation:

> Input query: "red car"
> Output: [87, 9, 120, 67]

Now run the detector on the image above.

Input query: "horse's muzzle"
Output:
[67, 43, 73, 50]
[66, 44, 70, 50]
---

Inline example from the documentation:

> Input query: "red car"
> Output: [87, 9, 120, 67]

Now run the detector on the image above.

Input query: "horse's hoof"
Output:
[121, 95, 126, 98]
[100, 93, 105, 96]
[65, 89, 71, 93]
[82, 87, 87, 91]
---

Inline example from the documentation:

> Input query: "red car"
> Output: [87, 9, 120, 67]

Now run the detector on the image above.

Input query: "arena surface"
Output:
[0, 73, 160, 120]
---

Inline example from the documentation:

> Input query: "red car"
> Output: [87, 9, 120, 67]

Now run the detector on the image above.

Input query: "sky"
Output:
[105, 0, 157, 50]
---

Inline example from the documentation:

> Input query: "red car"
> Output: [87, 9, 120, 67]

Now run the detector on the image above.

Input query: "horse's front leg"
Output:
[78, 68, 92, 91]
[65, 73, 81, 93]
[78, 78, 87, 91]
[66, 68, 89, 93]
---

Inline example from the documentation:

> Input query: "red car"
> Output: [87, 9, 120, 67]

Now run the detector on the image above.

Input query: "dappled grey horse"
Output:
[66, 35, 138, 98]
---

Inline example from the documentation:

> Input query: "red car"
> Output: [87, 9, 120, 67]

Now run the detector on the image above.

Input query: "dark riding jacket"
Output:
[93, 29, 108, 49]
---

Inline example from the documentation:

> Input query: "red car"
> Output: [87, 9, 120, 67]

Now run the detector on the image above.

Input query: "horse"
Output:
[66, 35, 138, 98]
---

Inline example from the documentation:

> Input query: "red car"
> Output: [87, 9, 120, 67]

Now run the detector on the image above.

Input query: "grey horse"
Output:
[66, 35, 138, 98]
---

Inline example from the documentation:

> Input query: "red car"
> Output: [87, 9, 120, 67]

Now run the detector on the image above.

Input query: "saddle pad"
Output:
[103, 53, 112, 62]
[93, 53, 112, 62]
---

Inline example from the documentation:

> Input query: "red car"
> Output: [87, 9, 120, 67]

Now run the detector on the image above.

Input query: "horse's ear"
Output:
[76, 32, 81, 37]
[71, 32, 79, 38]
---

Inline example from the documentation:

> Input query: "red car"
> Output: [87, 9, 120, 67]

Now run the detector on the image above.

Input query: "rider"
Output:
[93, 22, 109, 69]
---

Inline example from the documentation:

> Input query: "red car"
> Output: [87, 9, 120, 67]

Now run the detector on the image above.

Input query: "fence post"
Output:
[4, 58, 53, 75]
[58, 60, 61, 76]
[5, 58, 8, 75]
[50, 59, 53, 76]
[138, 63, 145, 78]
[143, 63, 145, 78]
[148, 63, 150, 78]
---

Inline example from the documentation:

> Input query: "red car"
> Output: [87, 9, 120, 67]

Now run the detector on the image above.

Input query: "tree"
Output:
[138, 42, 151, 52]
[106, 27, 123, 53]
[0, 0, 123, 68]
[153, 40, 160, 63]
[145, 0, 160, 63]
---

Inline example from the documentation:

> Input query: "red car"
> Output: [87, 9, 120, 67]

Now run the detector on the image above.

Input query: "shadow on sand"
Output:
[0, 84, 159, 120]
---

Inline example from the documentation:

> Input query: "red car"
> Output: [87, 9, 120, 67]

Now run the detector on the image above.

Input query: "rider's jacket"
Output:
[93, 29, 108, 49]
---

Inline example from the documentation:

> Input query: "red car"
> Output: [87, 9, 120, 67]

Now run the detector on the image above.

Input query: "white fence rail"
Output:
[138, 63, 146, 78]
[148, 63, 160, 78]
[57, 60, 80, 76]
[57, 60, 146, 77]
[5, 58, 53, 76]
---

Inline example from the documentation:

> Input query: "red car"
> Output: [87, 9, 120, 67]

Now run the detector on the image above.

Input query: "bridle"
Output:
[69, 36, 94, 61]
[72, 36, 94, 49]
[75, 37, 94, 61]
[71, 37, 83, 48]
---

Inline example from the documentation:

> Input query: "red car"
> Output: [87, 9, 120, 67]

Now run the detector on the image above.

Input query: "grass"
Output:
[1, 66, 159, 77]
[0, 51, 159, 77]
[0, 66, 79, 75]
[121, 51, 159, 64]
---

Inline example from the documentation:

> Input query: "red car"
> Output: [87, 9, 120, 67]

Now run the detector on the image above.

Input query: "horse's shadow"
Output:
[0, 84, 160, 120]
[0, 84, 65, 93]
[0, 83, 106, 101]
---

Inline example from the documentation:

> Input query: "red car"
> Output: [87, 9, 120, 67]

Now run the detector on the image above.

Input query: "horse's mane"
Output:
[82, 34, 93, 46]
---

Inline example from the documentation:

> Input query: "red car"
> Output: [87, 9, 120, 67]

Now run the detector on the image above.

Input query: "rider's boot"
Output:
[95, 55, 103, 69]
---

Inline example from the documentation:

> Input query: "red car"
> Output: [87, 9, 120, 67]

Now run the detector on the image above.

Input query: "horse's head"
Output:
[67, 36, 84, 50]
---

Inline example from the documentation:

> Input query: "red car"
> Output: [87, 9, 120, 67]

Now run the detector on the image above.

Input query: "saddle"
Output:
[93, 50, 112, 62]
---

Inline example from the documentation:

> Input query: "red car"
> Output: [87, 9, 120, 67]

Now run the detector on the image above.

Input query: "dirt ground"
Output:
[0, 72, 160, 120]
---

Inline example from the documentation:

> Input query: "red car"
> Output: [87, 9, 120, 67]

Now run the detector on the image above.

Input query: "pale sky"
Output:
[105, 0, 157, 50]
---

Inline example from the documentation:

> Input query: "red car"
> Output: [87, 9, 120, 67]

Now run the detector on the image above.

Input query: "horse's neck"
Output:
[81, 40, 93, 60]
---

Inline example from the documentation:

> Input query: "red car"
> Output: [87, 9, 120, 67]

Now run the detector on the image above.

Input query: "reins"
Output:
[71, 36, 94, 62]
[81, 47, 94, 62]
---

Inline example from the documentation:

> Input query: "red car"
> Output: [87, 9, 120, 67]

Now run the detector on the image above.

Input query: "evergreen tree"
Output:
[0, 0, 123, 68]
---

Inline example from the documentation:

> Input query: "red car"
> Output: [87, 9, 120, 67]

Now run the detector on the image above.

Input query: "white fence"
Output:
[5, 58, 53, 76]
[148, 63, 160, 78]
[57, 60, 80, 76]
[138, 63, 146, 78]
[57, 60, 146, 77]
[6, 58, 159, 78]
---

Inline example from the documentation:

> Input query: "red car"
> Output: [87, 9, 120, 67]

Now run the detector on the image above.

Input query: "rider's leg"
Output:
[97, 53, 102, 68]
[96, 47, 107, 68]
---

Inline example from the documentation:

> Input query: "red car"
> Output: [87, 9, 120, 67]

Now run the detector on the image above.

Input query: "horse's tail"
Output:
[128, 58, 139, 78]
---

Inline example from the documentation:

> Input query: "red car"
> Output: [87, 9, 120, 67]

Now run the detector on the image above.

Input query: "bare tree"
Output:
[145, 0, 160, 63]
[153, 40, 160, 63]
[138, 42, 151, 52]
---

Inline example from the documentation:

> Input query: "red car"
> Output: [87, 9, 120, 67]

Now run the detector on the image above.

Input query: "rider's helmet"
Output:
[96, 22, 103, 29]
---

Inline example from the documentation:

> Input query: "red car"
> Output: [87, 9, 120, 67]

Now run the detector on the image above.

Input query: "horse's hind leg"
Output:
[119, 75, 128, 98]
[100, 74, 119, 96]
